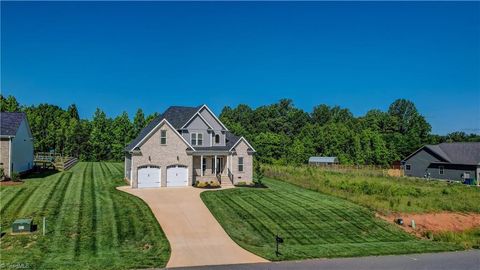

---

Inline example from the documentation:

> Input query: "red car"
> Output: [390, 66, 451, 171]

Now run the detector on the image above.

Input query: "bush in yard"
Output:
[253, 161, 265, 187]
[196, 181, 207, 188]
[210, 181, 220, 188]
[11, 172, 21, 182]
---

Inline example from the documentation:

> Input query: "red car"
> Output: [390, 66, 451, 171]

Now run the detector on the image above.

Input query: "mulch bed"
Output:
[0, 181, 24, 186]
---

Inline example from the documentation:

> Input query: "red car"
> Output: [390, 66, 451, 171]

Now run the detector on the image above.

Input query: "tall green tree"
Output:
[133, 108, 146, 138]
[111, 112, 134, 161]
[0, 95, 20, 112]
[88, 108, 112, 161]
[67, 104, 80, 120]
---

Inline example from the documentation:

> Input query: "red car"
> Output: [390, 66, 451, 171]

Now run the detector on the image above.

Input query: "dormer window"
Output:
[215, 134, 220, 144]
[191, 133, 203, 146]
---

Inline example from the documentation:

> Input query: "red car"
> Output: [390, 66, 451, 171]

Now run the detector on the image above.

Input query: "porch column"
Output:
[214, 154, 217, 174]
[200, 155, 203, 177]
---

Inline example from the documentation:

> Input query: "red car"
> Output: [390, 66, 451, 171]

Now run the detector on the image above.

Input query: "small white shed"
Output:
[308, 156, 339, 166]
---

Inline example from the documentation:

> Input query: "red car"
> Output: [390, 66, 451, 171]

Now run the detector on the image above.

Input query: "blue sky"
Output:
[2, 2, 479, 134]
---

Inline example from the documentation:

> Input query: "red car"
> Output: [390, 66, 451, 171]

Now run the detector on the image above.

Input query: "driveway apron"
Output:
[117, 186, 268, 268]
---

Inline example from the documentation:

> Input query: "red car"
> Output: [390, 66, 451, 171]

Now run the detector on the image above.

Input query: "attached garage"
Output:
[138, 165, 161, 188]
[166, 165, 188, 187]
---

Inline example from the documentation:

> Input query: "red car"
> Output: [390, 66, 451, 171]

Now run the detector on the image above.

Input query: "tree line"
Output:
[219, 99, 480, 166]
[0, 95, 157, 161]
[1, 95, 478, 165]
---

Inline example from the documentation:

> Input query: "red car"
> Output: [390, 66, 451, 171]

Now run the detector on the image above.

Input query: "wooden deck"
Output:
[34, 152, 78, 171]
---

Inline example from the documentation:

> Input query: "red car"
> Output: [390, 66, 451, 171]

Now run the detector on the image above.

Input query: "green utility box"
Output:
[12, 219, 33, 233]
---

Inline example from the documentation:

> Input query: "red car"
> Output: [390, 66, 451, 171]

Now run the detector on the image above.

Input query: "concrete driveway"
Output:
[117, 186, 268, 268]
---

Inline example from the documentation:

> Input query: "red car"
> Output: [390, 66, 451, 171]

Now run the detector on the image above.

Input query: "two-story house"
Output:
[124, 105, 255, 188]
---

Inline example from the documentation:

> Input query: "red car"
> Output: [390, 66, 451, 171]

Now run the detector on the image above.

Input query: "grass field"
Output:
[201, 178, 462, 261]
[0, 162, 170, 269]
[264, 165, 480, 214]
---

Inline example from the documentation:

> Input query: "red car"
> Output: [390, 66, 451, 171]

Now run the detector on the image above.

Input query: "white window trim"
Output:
[439, 166, 444, 175]
[198, 133, 203, 146]
[160, 129, 167, 145]
[238, 156, 244, 172]
[191, 133, 197, 146]
[190, 132, 203, 146]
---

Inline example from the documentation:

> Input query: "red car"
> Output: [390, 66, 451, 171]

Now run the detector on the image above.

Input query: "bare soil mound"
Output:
[378, 212, 480, 236]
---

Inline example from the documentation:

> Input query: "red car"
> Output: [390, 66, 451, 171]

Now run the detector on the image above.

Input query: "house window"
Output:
[191, 133, 203, 146]
[215, 134, 220, 144]
[405, 164, 411, 171]
[160, 130, 167, 145]
[191, 133, 197, 145]
[198, 133, 203, 146]
[202, 157, 207, 173]
[238, 157, 244, 172]
[439, 166, 444, 175]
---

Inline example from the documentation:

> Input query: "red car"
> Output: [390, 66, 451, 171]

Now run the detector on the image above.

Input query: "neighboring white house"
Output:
[124, 105, 255, 188]
[0, 112, 34, 179]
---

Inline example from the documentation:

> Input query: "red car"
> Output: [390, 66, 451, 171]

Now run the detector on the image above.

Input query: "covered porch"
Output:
[192, 152, 233, 185]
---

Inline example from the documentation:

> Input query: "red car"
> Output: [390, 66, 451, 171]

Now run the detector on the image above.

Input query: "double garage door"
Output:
[138, 165, 188, 188]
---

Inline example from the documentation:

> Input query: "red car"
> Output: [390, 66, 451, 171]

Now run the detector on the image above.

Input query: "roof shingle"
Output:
[0, 112, 26, 136]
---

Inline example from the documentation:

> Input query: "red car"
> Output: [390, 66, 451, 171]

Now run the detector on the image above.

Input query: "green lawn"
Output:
[0, 162, 170, 269]
[264, 165, 480, 214]
[201, 178, 462, 261]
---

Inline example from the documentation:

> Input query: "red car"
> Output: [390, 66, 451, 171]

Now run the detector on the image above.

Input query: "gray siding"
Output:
[426, 163, 476, 181]
[11, 119, 34, 174]
[404, 148, 477, 181]
[200, 107, 224, 130]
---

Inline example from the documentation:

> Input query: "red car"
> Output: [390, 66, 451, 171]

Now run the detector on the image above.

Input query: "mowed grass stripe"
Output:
[258, 190, 347, 244]
[103, 162, 127, 244]
[17, 172, 67, 219]
[97, 162, 120, 254]
[205, 192, 276, 243]
[1, 162, 170, 269]
[0, 187, 26, 225]
[268, 181, 406, 242]
[201, 178, 462, 260]
[241, 192, 315, 245]
[272, 191, 373, 243]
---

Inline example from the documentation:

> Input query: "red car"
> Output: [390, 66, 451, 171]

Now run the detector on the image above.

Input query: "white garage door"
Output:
[138, 166, 161, 188]
[166, 165, 188, 187]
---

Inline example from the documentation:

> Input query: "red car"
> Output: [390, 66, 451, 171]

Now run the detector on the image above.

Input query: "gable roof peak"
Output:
[0, 112, 27, 136]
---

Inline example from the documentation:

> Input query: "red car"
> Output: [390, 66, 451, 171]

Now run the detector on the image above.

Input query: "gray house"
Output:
[0, 112, 34, 179]
[124, 105, 255, 188]
[402, 142, 480, 183]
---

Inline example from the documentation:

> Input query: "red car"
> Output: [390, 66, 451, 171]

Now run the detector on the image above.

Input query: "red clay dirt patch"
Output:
[0, 181, 23, 186]
[378, 212, 480, 236]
